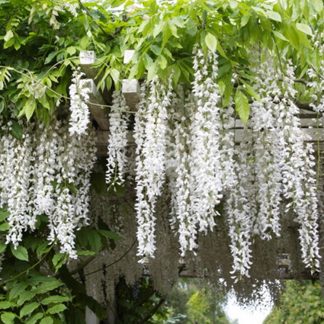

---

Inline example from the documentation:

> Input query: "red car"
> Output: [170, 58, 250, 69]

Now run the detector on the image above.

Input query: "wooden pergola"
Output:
[76, 51, 324, 324]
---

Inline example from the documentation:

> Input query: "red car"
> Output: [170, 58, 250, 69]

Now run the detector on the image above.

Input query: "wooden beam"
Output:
[122, 79, 140, 109]
[80, 50, 97, 79]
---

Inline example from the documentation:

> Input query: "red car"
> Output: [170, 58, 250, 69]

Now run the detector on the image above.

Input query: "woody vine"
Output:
[0, 0, 323, 321]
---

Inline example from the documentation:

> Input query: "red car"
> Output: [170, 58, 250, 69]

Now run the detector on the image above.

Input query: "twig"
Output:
[83, 240, 136, 277]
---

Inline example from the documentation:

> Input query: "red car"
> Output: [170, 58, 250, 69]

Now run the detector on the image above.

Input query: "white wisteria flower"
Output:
[68, 69, 91, 136]
[134, 79, 172, 259]
[106, 90, 130, 185]
[0, 121, 96, 259]
[190, 47, 223, 233]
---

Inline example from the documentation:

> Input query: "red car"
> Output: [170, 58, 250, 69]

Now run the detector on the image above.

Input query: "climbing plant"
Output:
[0, 0, 323, 321]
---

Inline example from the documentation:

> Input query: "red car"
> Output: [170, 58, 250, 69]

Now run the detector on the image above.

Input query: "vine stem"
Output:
[0, 244, 54, 286]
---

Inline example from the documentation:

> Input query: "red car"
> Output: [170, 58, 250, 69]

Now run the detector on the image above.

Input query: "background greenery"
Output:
[264, 280, 324, 324]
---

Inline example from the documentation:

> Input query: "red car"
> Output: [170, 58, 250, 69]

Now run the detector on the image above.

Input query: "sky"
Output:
[224, 289, 273, 324]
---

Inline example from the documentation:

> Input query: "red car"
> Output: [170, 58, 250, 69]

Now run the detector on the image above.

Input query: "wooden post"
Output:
[80, 79, 109, 130]
[122, 79, 140, 109]
[80, 50, 97, 79]
[122, 50, 140, 109]
[85, 307, 100, 324]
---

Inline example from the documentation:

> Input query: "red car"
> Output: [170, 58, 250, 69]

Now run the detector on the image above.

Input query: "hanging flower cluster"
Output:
[226, 62, 320, 277]
[189, 48, 223, 233]
[134, 49, 237, 258]
[226, 135, 256, 279]
[131, 49, 320, 278]
[106, 90, 130, 185]
[0, 47, 319, 279]
[134, 79, 172, 259]
[167, 93, 198, 255]
[69, 69, 92, 136]
[0, 121, 96, 258]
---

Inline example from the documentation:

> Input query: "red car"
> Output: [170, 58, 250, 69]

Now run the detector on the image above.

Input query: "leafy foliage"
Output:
[151, 279, 232, 324]
[264, 281, 324, 324]
[0, 208, 117, 323]
[0, 0, 322, 124]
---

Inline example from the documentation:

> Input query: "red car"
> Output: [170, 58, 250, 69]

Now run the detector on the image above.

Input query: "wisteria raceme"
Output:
[106, 91, 130, 185]
[245, 61, 321, 273]
[68, 69, 91, 136]
[74, 129, 97, 228]
[172, 96, 198, 255]
[226, 134, 256, 279]
[49, 126, 97, 257]
[250, 97, 282, 239]
[279, 63, 320, 272]
[190, 48, 223, 233]
[33, 124, 59, 216]
[219, 104, 237, 191]
[165, 91, 180, 230]
[134, 79, 172, 259]
[0, 121, 96, 258]
[6, 131, 35, 246]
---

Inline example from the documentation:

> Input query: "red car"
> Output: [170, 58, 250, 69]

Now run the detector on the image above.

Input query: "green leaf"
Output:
[273, 31, 288, 42]
[25, 99, 37, 120]
[87, 229, 103, 252]
[41, 295, 70, 305]
[0, 222, 9, 231]
[110, 69, 120, 86]
[147, 62, 157, 81]
[150, 45, 161, 56]
[243, 83, 260, 100]
[36, 242, 51, 258]
[0, 242, 6, 253]
[46, 304, 67, 315]
[98, 230, 120, 241]
[0, 301, 15, 309]
[8, 282, 29, 301]
[10, 245, 29, 261]
[20, 302, 40, 318]
[0, 100, 4, 112]
[235, 90, 250, 124]
[267, 11, 282, 22]
[312, 0, 323, 13]
[157, 55, 167, 70]
[66, 46, 76, 55]
[296, 23, 312, 36]
[4, 30, 14, 42]
[77, 250, 96, 256]
[169, 23, 179, 38]
[1, 312, 16, 324]
[40, 317, 53, 324]
[11, 122, 23, 140]
[52, 253, 67, 272]
[0, 209, 9, 222]
[17, 291, 36, 306]
[205, 33, 217, 52]
[241, 15, 250, 27]
[44, 52, 57, 65]
[34, 280, 63, 295]
[25, 312, 43, 324]
[153, 21, 164, 37]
